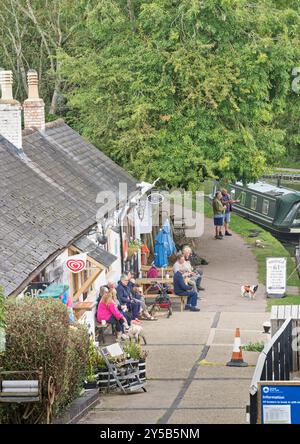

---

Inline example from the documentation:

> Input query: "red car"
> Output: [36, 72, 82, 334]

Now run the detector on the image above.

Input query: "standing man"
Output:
[212, 191, 226, 239]
[221, 188, 236, 236]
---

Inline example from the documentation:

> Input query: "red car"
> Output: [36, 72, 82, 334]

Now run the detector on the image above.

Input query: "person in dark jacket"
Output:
[173, 270, 200, 311]
[116, 274, 141, 321]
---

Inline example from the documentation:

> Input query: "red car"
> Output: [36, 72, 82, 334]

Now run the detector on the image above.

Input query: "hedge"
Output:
[0, 297, 89, 424]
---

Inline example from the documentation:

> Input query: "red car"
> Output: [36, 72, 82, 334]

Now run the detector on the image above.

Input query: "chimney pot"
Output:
[23, 69, 45, 131]
[0, 70, 14, 102]
[27, 70, 40, 99]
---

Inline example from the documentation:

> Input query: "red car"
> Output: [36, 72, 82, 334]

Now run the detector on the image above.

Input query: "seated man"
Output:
[116, 274, 141, 324]
[182, 246, 204, 291]
[173, 269, 200, 312]
[173, 253, 201, 300]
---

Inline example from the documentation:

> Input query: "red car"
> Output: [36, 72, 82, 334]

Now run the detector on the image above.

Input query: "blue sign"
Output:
[259, 383, 300, 424]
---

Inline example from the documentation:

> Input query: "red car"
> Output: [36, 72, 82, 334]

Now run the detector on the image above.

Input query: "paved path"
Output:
[79, 217, 270, 424]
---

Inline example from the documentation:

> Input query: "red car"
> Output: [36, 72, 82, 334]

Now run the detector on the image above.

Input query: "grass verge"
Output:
[266, 294, 300, 311]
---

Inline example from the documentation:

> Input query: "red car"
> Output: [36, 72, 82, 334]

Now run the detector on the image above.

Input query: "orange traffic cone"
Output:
[226, 328, 248, 367]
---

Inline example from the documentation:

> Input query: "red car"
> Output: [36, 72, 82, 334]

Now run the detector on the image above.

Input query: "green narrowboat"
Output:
[224, 181, 300, 238]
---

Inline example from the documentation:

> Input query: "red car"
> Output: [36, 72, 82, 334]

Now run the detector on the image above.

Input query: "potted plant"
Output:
[123, 341, 148, 382]
[83, 340, 100, 389]
[127, 239, 142, 257]
[95, 351, 127, 392]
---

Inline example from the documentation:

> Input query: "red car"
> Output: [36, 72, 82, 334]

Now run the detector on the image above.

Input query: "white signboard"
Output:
[266, 257, 287, 297]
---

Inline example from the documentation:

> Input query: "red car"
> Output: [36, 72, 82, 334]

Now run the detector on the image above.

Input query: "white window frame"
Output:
[262, 199, 269, 216]
[250, 195, 257, 211]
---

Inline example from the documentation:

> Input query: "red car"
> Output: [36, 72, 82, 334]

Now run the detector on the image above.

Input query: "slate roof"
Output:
[73, 236, 117, 268]
[0, 120, 136, 296]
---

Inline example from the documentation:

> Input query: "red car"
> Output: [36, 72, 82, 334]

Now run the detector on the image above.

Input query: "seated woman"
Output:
[147, 263, 158, 278]
[107, 281, 132, 328]
[97, 287, 129, 340]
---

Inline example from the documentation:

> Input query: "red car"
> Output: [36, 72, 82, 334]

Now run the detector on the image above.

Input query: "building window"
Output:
[250, 195, 257, 211]
[262, 199, 269, 215]
[240, 192, 246, 206]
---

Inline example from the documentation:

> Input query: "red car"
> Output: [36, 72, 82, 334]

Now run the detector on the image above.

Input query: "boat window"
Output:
[240, 192, 246, 206]
[250, 195, 257, 211]
[292, 204, 300, 227]
[262, 199, 269, 215]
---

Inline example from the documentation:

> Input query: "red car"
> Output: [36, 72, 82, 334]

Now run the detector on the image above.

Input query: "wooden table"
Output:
[135, 278, 190, 312]
[135, 278, 173, 286]
[140, 265, 174, 278]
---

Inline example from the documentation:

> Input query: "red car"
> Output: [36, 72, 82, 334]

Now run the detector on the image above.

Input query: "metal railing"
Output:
[262, 173, 300, 183]
[248, 318, 293, 424]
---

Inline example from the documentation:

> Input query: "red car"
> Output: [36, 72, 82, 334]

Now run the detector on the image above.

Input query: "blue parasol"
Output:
[154, 219, 176, 270]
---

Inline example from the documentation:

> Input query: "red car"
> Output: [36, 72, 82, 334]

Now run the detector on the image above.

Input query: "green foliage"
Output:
[1, 1, 300, 185]
[242, 341, 265, 352]
[58, 0, 300, 188]
[0, 298, 89, 424]
[85, 338, 103, 381]
[123, 341, 148, 361]
[267, 294, 300, 311]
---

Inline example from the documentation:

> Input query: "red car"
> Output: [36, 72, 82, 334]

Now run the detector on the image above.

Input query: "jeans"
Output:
[108, 315, 125, 333]
[186, 291, 198, 308]
[127, 300, 141, 320]
[189, 272, 202, 291]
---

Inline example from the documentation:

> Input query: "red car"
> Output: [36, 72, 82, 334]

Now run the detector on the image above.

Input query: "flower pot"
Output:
[84, 380, 97, 389]
[97, 368, 118, 392]
[138, 359, 146, 381]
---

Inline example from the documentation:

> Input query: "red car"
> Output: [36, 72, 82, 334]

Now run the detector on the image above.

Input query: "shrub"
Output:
[0, 297, 89, 423]
[0, 287, 5, 356]
[58, 324, 90, 410]
[242, 341, 265, 352]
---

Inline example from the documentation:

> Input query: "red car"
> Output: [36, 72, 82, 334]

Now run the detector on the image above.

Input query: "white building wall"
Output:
[0, 104, 22, 149]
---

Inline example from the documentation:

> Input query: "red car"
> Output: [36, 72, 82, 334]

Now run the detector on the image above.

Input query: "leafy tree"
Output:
[59, 0, 300, 188]
[0, 0, 88, 115]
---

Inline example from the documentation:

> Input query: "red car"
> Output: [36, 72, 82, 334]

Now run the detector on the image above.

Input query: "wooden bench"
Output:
[0, 369, 43, 404]
[143, 293, 187, 312]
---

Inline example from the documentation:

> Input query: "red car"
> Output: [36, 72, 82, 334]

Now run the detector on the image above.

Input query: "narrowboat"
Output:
[216, 181, 300, 239]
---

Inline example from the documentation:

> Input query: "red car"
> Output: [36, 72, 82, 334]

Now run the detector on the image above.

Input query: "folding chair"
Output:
[100, 343, 147, 394]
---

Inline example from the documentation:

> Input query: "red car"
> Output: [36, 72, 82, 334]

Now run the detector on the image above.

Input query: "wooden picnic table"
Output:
[135, 278, 173, 286]
[141, 265, 173, 272]
[135, 277, 192, 312]
[140, 266, 174, 278]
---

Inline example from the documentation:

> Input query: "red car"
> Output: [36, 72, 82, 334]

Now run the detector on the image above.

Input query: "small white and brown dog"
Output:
[241, 284, 259, 300]
[126, 324, 147, 345]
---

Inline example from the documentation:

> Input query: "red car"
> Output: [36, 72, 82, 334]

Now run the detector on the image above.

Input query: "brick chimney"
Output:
[0, 70, 22, 149]
[23, 69, 45, 131]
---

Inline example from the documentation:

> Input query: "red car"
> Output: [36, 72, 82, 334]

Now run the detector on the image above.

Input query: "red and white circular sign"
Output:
[66, 254, 87, 273]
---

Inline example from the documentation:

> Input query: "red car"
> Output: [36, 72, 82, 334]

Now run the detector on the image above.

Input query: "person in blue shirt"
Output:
[116, 274, 141, 321]
[173, 270, 200, 311]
